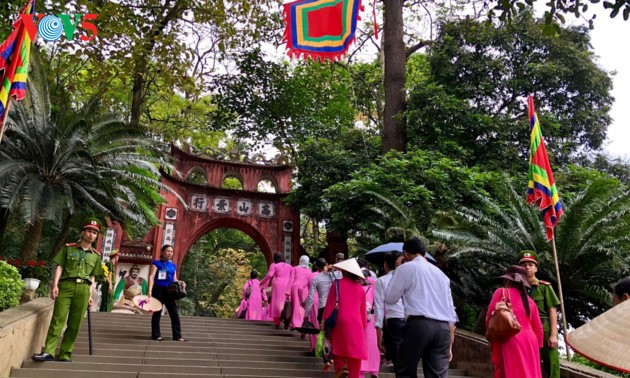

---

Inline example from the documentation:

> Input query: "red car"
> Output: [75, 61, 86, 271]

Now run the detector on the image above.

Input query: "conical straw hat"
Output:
[566, 299, 630, 373]
[133, 295, 163, 314]
[333, 258, 365, 279]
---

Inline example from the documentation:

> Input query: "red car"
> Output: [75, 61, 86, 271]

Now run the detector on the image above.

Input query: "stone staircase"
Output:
[9, 312, 475, 377]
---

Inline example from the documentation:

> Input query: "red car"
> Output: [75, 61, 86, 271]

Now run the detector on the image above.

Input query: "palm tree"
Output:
[0, 54, 169, 260]
[433, 179, 630, 329]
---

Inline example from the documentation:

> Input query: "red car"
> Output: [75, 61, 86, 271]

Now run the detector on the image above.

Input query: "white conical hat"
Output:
[133, 295, 163, 313]
[333, 258, 365, 279]
[566, 299, 630, 373]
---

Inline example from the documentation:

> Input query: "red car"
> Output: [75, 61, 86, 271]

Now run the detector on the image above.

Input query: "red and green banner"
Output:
[0, 0, 36, 139]
[283, 0, 363, 62]
[527, 95, 564, 240]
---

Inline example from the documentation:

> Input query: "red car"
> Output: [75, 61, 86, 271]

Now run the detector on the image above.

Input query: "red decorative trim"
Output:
[566, 333, 630, 374]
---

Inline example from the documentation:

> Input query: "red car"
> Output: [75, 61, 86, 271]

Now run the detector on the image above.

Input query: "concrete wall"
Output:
[0, 298, 53, 377]
[452, 329, 619, 378]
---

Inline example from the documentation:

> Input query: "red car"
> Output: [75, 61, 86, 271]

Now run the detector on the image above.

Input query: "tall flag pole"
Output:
[527, 95, 571, 361]
[0, 0, 36, 144]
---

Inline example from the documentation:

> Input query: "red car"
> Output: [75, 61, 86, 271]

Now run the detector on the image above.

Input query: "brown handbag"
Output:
[486, 288, 521, 343]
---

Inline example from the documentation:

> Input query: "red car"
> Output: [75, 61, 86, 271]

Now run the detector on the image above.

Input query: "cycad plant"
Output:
[0, 54, 170, 260]
[434, 179, 630, 328]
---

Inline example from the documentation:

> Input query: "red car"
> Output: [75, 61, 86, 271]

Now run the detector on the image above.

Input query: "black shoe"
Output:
[57, 359, 72, 362]
[31, 353, 55, 362]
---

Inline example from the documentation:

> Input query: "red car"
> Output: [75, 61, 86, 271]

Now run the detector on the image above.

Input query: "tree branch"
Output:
[406, 40, 431, 58]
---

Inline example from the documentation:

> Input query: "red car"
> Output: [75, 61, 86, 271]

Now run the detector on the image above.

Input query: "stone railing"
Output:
[452, 328, 619, 378]
[0, 298, 54, 377]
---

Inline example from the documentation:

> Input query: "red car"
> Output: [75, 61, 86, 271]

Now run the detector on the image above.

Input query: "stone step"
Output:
[68, 342, 312, 356]
[75, 333, 309, 346]
[67, 348, 320, 364]
[36, 356, 471, 375]
[12, 313, 475, 378]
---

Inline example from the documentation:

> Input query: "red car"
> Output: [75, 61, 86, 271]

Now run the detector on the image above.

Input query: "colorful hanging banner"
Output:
[283, 0, 363, 62]
[0, 0, 36, 142]
[526, 95, 564, 240]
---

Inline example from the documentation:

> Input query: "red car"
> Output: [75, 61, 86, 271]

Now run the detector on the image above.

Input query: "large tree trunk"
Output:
[130, 64, 146, 127]
[20, 218, 45, 261]
[50, 212, 76, 258]
[382, 0, 407, 154]
[0, 208, 10, 247]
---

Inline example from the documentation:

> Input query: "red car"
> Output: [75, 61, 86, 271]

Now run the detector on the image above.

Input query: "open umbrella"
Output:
[364, 242, 437, 267]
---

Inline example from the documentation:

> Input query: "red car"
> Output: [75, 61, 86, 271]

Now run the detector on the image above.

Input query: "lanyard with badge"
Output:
[157, 260, 168, 281]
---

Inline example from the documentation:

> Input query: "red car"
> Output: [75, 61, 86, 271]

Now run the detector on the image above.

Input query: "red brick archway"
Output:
[143, 145, 300, 272]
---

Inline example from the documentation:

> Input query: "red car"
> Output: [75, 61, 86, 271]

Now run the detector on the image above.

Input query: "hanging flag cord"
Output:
[373, 0, 379, 39]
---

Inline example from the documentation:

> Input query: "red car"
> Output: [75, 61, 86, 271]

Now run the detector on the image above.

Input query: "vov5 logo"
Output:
[20, 13, 98, 42]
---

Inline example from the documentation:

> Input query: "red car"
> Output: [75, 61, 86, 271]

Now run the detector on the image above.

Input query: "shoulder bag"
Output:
[324, 279, 340, 330]
[167, 281, 187, 300]
[486, 288, 521, 343]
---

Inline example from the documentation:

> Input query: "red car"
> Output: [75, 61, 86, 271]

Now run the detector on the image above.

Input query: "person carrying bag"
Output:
[321, 258, 367, 378]
[486, 288, 521, 343]
[148, 245, 186, 342]
[486, 265, 544, 378]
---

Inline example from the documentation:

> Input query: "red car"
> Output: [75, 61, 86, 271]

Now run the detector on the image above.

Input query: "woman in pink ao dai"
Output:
[261, 252, 294, 328]
[323, 266, 367, 378]
[486, 265, 543, 378]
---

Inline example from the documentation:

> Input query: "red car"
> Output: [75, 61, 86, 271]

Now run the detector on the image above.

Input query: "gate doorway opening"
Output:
[179, 228, 268, 318]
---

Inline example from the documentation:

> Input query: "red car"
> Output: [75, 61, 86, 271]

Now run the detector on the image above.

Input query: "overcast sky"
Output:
[588, 10, 629, 159]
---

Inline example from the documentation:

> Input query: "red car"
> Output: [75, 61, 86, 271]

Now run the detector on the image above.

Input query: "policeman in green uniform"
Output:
[518, 250, 561, 378]
[32, 219, 104, 362]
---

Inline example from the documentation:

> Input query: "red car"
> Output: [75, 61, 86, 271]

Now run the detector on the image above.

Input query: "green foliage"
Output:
[433, 179, 630, 328]
[0, 51, 171, 259]
[286, 130, 380, 222]
[210, 49, 358, 159]
[408, 12, 613, 171]
[0, 261, 24, 311]
[222, 177, 243, 190]
[571, 354, 630, 377]
[324, 148, 498, 234]
[179, 229, 266, 317]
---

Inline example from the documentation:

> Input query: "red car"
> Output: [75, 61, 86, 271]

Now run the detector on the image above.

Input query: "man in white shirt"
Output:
[374, 251, 405, 370]
[385, 238, 457, 378]
[304, 258, 335, 322]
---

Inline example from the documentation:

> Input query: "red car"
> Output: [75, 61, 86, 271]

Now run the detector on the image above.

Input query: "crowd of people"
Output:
[236, 238, 457, 378]
[28, 219, 629, 377]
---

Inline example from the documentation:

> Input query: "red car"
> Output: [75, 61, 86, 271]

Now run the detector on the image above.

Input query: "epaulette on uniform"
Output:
[539, 280, 552, 285]
[91, 247, 102, 256]
[65, 242, 79, 247]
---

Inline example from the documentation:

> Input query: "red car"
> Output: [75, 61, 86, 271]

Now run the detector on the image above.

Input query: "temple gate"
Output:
[136, 144, 300, 271]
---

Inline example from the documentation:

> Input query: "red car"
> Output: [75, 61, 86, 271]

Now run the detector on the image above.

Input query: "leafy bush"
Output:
[571, 354, 630, 377]
[0, 261, 25, 311]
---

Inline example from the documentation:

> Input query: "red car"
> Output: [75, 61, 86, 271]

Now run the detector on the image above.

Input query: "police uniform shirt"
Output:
[529, 278, 561, 321]
[53, 243, 104, 281]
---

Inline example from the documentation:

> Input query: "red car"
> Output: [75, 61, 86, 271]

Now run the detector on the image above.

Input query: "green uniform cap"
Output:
[518, 250, 539, 265]
[82, 218, 101, 232]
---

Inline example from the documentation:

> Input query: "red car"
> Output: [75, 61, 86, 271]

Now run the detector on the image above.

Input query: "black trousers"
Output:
[397, 316, 450, 378]
[317, 307, 325, 323]
[384, 318, 405, 368]
[151, 285, 182, 340]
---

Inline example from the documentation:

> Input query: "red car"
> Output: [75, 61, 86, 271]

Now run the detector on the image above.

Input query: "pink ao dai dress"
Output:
[486, 287, 544, 378]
